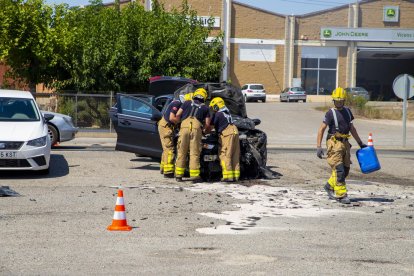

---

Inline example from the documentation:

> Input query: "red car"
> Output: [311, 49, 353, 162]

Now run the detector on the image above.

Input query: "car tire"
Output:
[244, 95, 248, 103]
[303, 99, 307, 103]
[287, 97, 290, 103]
[47, 124, 59, 146]
[262, 99, 266, 103]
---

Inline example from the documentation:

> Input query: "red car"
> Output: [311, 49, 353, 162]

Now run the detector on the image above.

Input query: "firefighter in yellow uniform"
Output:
[209, 97, 240, 182]
[174, 88, 211, 182]
[317, 87, 367, 204]
[158, 93, 192, 177]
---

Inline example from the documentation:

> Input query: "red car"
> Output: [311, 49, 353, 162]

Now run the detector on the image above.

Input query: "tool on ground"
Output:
[356, 133, 381, 174]
[107, 189, 132, 231]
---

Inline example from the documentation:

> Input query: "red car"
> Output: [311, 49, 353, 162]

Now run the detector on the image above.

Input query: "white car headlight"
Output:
[27, 136, 47, 147]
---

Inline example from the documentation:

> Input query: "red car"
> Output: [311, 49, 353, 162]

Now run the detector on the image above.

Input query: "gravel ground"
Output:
[1, 149, 413, 275]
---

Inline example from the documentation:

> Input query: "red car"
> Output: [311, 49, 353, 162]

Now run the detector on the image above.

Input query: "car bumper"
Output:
[0, 145, 51, 170]
[59, 126, 78, 142]
[246, 94, 266, 100]
[288, 95, 307, 100]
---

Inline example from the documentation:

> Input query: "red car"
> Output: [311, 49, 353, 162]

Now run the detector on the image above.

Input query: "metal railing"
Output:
[33, 92, 116, 131]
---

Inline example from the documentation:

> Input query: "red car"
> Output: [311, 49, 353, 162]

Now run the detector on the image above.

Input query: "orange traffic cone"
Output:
[107, 189, 132, 231]
[367, 133, 374, 147]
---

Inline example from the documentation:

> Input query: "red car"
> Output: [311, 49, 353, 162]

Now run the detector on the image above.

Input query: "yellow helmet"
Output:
[179, 92, 193, 103]
[193, 88, 208, 101]
[209, 97, 226, 111]
[184, 93, 193, 101]
[332, 87, 347, 101]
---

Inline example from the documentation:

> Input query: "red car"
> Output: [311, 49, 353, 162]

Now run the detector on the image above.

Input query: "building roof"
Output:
[0, 89, 34, 99]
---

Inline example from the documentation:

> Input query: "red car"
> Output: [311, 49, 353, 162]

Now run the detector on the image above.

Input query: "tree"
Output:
[0, 0, 223, 93]
[0, 0, 69, 91]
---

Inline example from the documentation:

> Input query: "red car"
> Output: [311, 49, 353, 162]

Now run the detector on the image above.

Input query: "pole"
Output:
[109, 91, 113, 133]
[403, 74, 408, 148]
[75, 94, 78, 127]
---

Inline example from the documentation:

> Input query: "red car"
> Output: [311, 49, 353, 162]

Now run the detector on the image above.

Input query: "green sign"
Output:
[323, 29, 332, 38]
[386, 8, 396, 17]
[384, 6, 399, 22]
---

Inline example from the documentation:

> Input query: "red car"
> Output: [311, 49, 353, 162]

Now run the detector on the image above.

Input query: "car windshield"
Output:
[292, 87, 305, 92]
[0, 98, 40, 121]
[250, 85, 264, 90]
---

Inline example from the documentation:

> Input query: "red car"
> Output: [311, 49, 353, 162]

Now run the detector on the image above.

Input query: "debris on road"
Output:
[0, 186, 20, 197]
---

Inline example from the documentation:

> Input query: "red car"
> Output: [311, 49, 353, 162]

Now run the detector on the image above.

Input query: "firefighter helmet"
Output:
[332, 87, 347, 101]
[209, 97, 226, 111]
[193, 88, 208, 101]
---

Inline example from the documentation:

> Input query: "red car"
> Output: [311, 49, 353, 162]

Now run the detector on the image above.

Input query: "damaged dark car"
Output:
[109, 76, 271, 180]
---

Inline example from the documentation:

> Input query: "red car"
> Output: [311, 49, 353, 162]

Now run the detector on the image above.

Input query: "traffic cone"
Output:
[367, 133, 374, 147]
[107, 189, 132, 231]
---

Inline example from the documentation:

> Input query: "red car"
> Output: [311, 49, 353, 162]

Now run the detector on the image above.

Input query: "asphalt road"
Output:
[1, 102, 413, 275]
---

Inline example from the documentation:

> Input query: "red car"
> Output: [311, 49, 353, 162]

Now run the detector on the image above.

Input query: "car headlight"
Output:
[27, 136, 47, 147]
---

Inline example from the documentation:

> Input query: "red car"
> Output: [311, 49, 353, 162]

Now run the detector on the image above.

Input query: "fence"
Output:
[34, 92, 117, 131]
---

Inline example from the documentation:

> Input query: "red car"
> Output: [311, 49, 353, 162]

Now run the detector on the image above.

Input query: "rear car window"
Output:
[250, 85, 264, 90]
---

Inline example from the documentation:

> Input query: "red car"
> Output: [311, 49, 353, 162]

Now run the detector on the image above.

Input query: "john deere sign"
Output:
[323, 29, 332, 38]
[320, 27, 414, 42]
[384, 6, 399, 22]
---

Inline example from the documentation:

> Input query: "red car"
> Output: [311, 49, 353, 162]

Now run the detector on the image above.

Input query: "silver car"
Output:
[41, 111, 78, 146]
[344, 87, 370, 101]
[280, 87, 307, 102]
[241, 84, 266, 103]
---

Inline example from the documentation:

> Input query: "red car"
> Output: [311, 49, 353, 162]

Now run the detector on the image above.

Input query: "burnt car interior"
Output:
[109, 76, 276, 181]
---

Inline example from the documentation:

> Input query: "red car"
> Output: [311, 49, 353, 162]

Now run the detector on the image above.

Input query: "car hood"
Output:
[0, 121, 46, 142]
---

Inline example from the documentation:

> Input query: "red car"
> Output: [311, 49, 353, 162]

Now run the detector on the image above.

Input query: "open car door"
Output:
[113, 94, 163, 158]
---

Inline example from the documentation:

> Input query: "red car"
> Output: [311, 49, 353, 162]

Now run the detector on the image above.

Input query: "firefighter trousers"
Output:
[175, 118, 202, 178]
[219, 124, 240, 181]
[158, 117, 175, 175]
[326, 136, 351, 198]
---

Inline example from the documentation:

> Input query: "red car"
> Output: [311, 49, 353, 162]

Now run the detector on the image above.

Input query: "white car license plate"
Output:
[0, 151, 17, 158]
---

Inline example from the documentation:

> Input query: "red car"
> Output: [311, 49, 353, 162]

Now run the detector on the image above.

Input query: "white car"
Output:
[241, 84, 266, 103]
[0, 90, 53, 174]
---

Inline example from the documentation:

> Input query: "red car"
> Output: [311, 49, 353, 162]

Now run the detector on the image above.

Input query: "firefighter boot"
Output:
[323, 183, 335, 200]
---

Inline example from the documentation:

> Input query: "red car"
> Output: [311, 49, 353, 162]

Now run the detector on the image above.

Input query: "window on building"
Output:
[301, 47, 338, 95]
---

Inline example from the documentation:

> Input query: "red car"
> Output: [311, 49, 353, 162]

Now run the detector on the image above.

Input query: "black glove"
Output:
[358, 142, 367, 148]
[317, 147, 324, 159]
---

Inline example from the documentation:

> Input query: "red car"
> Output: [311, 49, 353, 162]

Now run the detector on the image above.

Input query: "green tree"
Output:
[0, 0, 69, 91]
[56, 0, 223, 92]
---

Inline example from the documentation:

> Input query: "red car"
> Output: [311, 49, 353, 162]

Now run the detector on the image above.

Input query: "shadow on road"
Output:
[131, 164, 160, 171]
[350, 197, 395, 203]
[0, 154, 69, 179]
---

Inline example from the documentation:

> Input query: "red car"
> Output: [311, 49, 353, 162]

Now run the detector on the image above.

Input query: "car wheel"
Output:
[244, 95, 248, 103]
[261, 99, 266, 103]
[287, 97, 290, 103]
[303, 99, 307, 103]
[47, 124, 59, 146]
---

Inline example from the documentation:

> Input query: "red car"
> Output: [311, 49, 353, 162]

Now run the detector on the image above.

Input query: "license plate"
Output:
[0, 151, 17, 158]
[204, 155, 217, 162]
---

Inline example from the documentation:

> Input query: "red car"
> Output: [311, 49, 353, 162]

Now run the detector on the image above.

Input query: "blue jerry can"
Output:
[356, 146, 381, 174]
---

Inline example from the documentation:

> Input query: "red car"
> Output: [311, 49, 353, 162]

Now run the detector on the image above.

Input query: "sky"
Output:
[46, 0, 359, 16]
